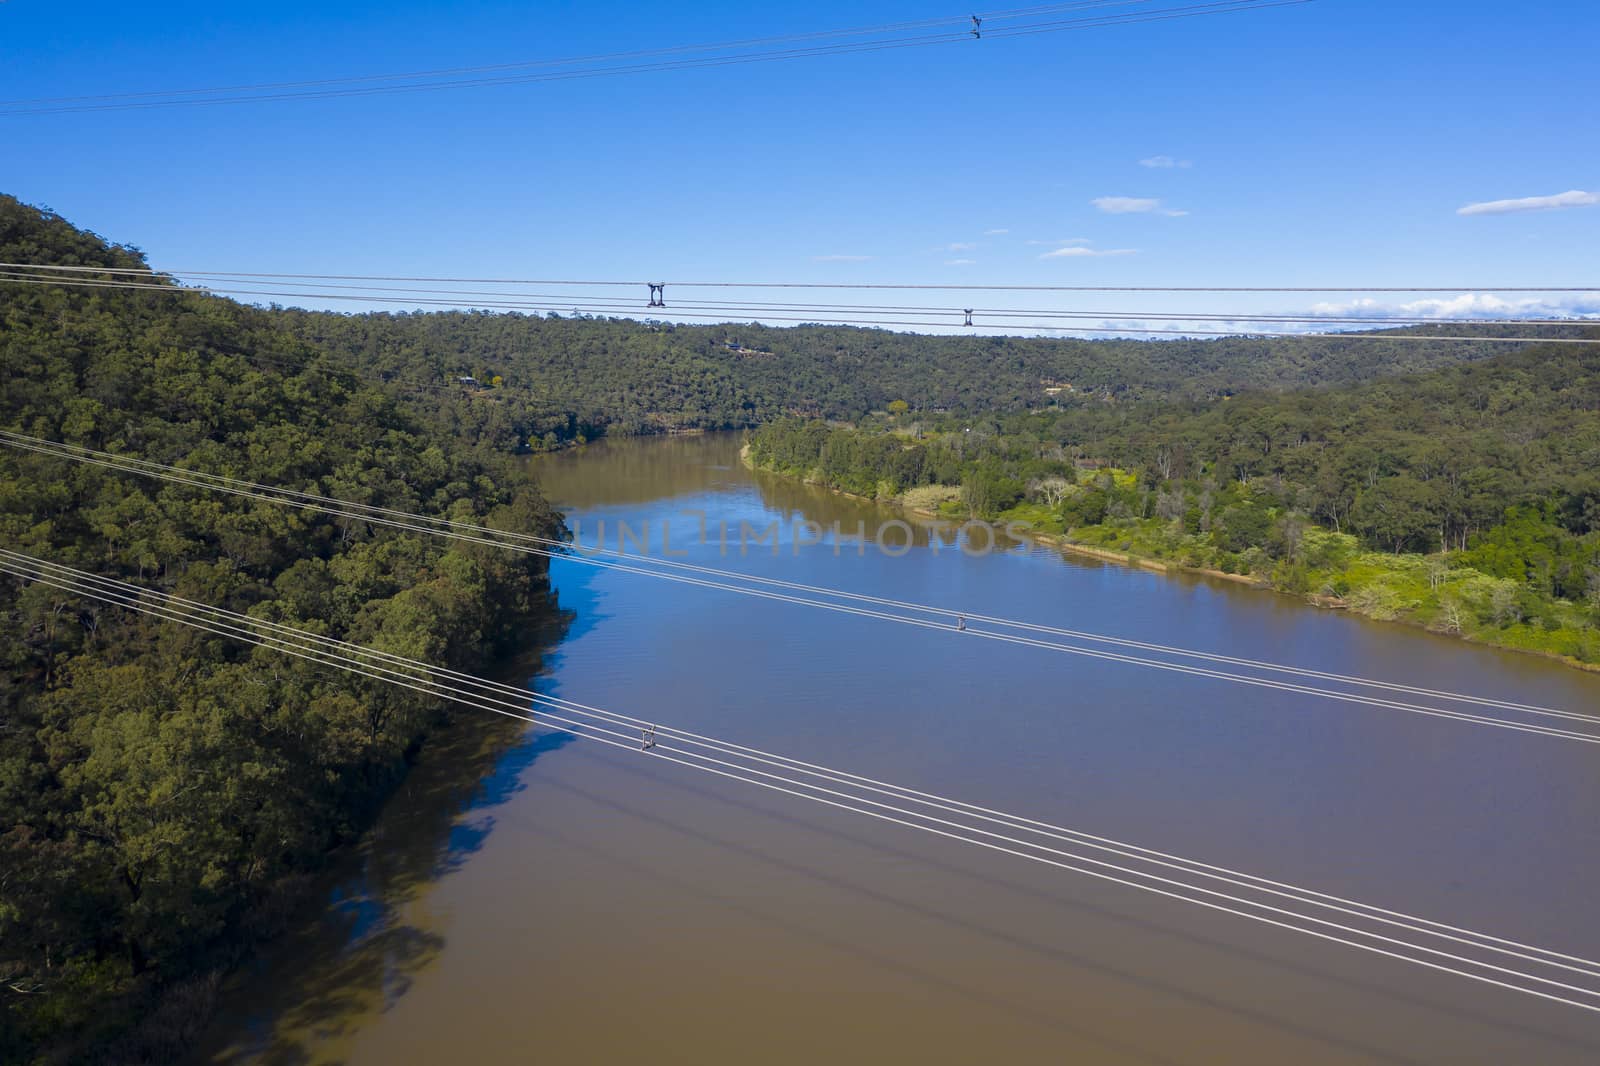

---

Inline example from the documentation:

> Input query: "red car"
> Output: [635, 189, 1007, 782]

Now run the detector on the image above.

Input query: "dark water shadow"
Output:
[192, 650, 579, 1064]
[528, 557, 611, 668]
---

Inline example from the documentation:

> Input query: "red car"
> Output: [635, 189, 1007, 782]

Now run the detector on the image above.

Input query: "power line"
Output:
[0, 2, 1306, 117]
[3, 268, 1594, 327]
[6, 547, 1600, 1014]
[5, 430, 1597, 742]
[16, 540, 1589, 971]
[1, 429, 1580, 733]
[0, 3, 1130, 105]
[8, 261, 1598, 293]
[4, 270, 1595, 343]
[0, 2, 1147, 106]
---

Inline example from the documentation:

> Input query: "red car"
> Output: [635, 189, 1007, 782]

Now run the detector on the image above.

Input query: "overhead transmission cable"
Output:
[4, 430, 1597, 743]
[3, 270, 1596, 343]
[0, 2, 1142, 105]
[5, 546, 1600, 1014]
[3, 428, 1591, 735]
[2, 267, 1596, 326]
[0, 2, 1307, 117]
[9, 261, 1599, 293]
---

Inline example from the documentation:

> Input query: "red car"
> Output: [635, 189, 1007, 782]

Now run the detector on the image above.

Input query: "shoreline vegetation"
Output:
[741, 442, 1292, 590]
[743, 403, 1600, 675]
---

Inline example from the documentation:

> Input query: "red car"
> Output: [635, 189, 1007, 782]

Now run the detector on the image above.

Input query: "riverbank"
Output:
[741, 444, 1600, 675]
[740, 442, 1259, 586]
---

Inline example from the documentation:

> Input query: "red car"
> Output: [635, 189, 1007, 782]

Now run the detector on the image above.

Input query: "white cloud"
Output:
[944, 258, 976, 266]
[1092, 197, 1188, 216]
[944, 294, 1600, 341]
[947, 241, 978, 252]
[983, 228, 1009, 236]
[1458, 190, 1598, 216]
[811, 254, 873, 262]
[1093, 196, 1161, 214]
[1026, 237, 1091, 246]
[1057, 296, 1600, 340]
[1139, 155, 1192, 169]
[1308, 293, 1600, 320]
[1039, 245, 1137, 259]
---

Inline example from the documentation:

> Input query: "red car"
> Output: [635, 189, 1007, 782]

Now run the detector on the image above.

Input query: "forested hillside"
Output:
[749, 342, 1600, 665]
[277, 307, 1532, 449]
[0, 198, 567, 1061]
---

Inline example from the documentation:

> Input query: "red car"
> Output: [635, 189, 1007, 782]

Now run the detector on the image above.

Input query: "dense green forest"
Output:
[0, 198, 568, 1061]
[275, 306, 1540, 450]
[748, 343, 1600, 665]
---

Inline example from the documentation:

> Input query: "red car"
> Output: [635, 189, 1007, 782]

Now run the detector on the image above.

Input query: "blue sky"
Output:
[2, 0, 1597, 327]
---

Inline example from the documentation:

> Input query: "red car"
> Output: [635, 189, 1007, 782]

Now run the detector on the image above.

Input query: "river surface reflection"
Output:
[195, 432, 1600, 1064]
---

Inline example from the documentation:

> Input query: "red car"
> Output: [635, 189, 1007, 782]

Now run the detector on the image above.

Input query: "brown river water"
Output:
[193, 432, 1600, 1065]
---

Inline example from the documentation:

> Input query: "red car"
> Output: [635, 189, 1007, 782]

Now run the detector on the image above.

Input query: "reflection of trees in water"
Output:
[534, 431, 1035, 557]
[750, 468, 1031, 554]
[201, 601, 575, 1065]
[528, 433, 748, 508]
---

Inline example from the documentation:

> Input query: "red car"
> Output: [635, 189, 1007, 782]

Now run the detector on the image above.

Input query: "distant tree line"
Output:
[273, 306, 1547, 451]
